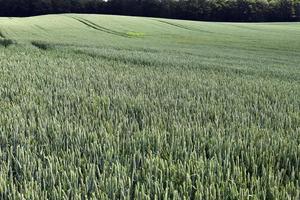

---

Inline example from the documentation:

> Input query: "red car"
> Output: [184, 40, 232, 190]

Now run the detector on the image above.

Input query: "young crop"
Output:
[0, 14, 299, 199]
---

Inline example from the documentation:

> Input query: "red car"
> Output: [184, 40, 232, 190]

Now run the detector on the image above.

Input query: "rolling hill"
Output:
[0, 14, 300, 199]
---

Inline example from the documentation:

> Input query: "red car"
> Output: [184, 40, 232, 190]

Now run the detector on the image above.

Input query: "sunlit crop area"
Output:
[0, 14, 300, 199]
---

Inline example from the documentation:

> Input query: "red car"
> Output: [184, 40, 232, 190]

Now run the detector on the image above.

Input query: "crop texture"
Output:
[0, 14, 299, 199]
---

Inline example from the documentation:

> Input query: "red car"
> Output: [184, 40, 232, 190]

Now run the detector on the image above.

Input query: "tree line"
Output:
[0, 0, 299, 22]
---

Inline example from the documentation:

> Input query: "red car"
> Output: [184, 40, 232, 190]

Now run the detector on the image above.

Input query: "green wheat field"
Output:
[0, 14, 300, 199]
